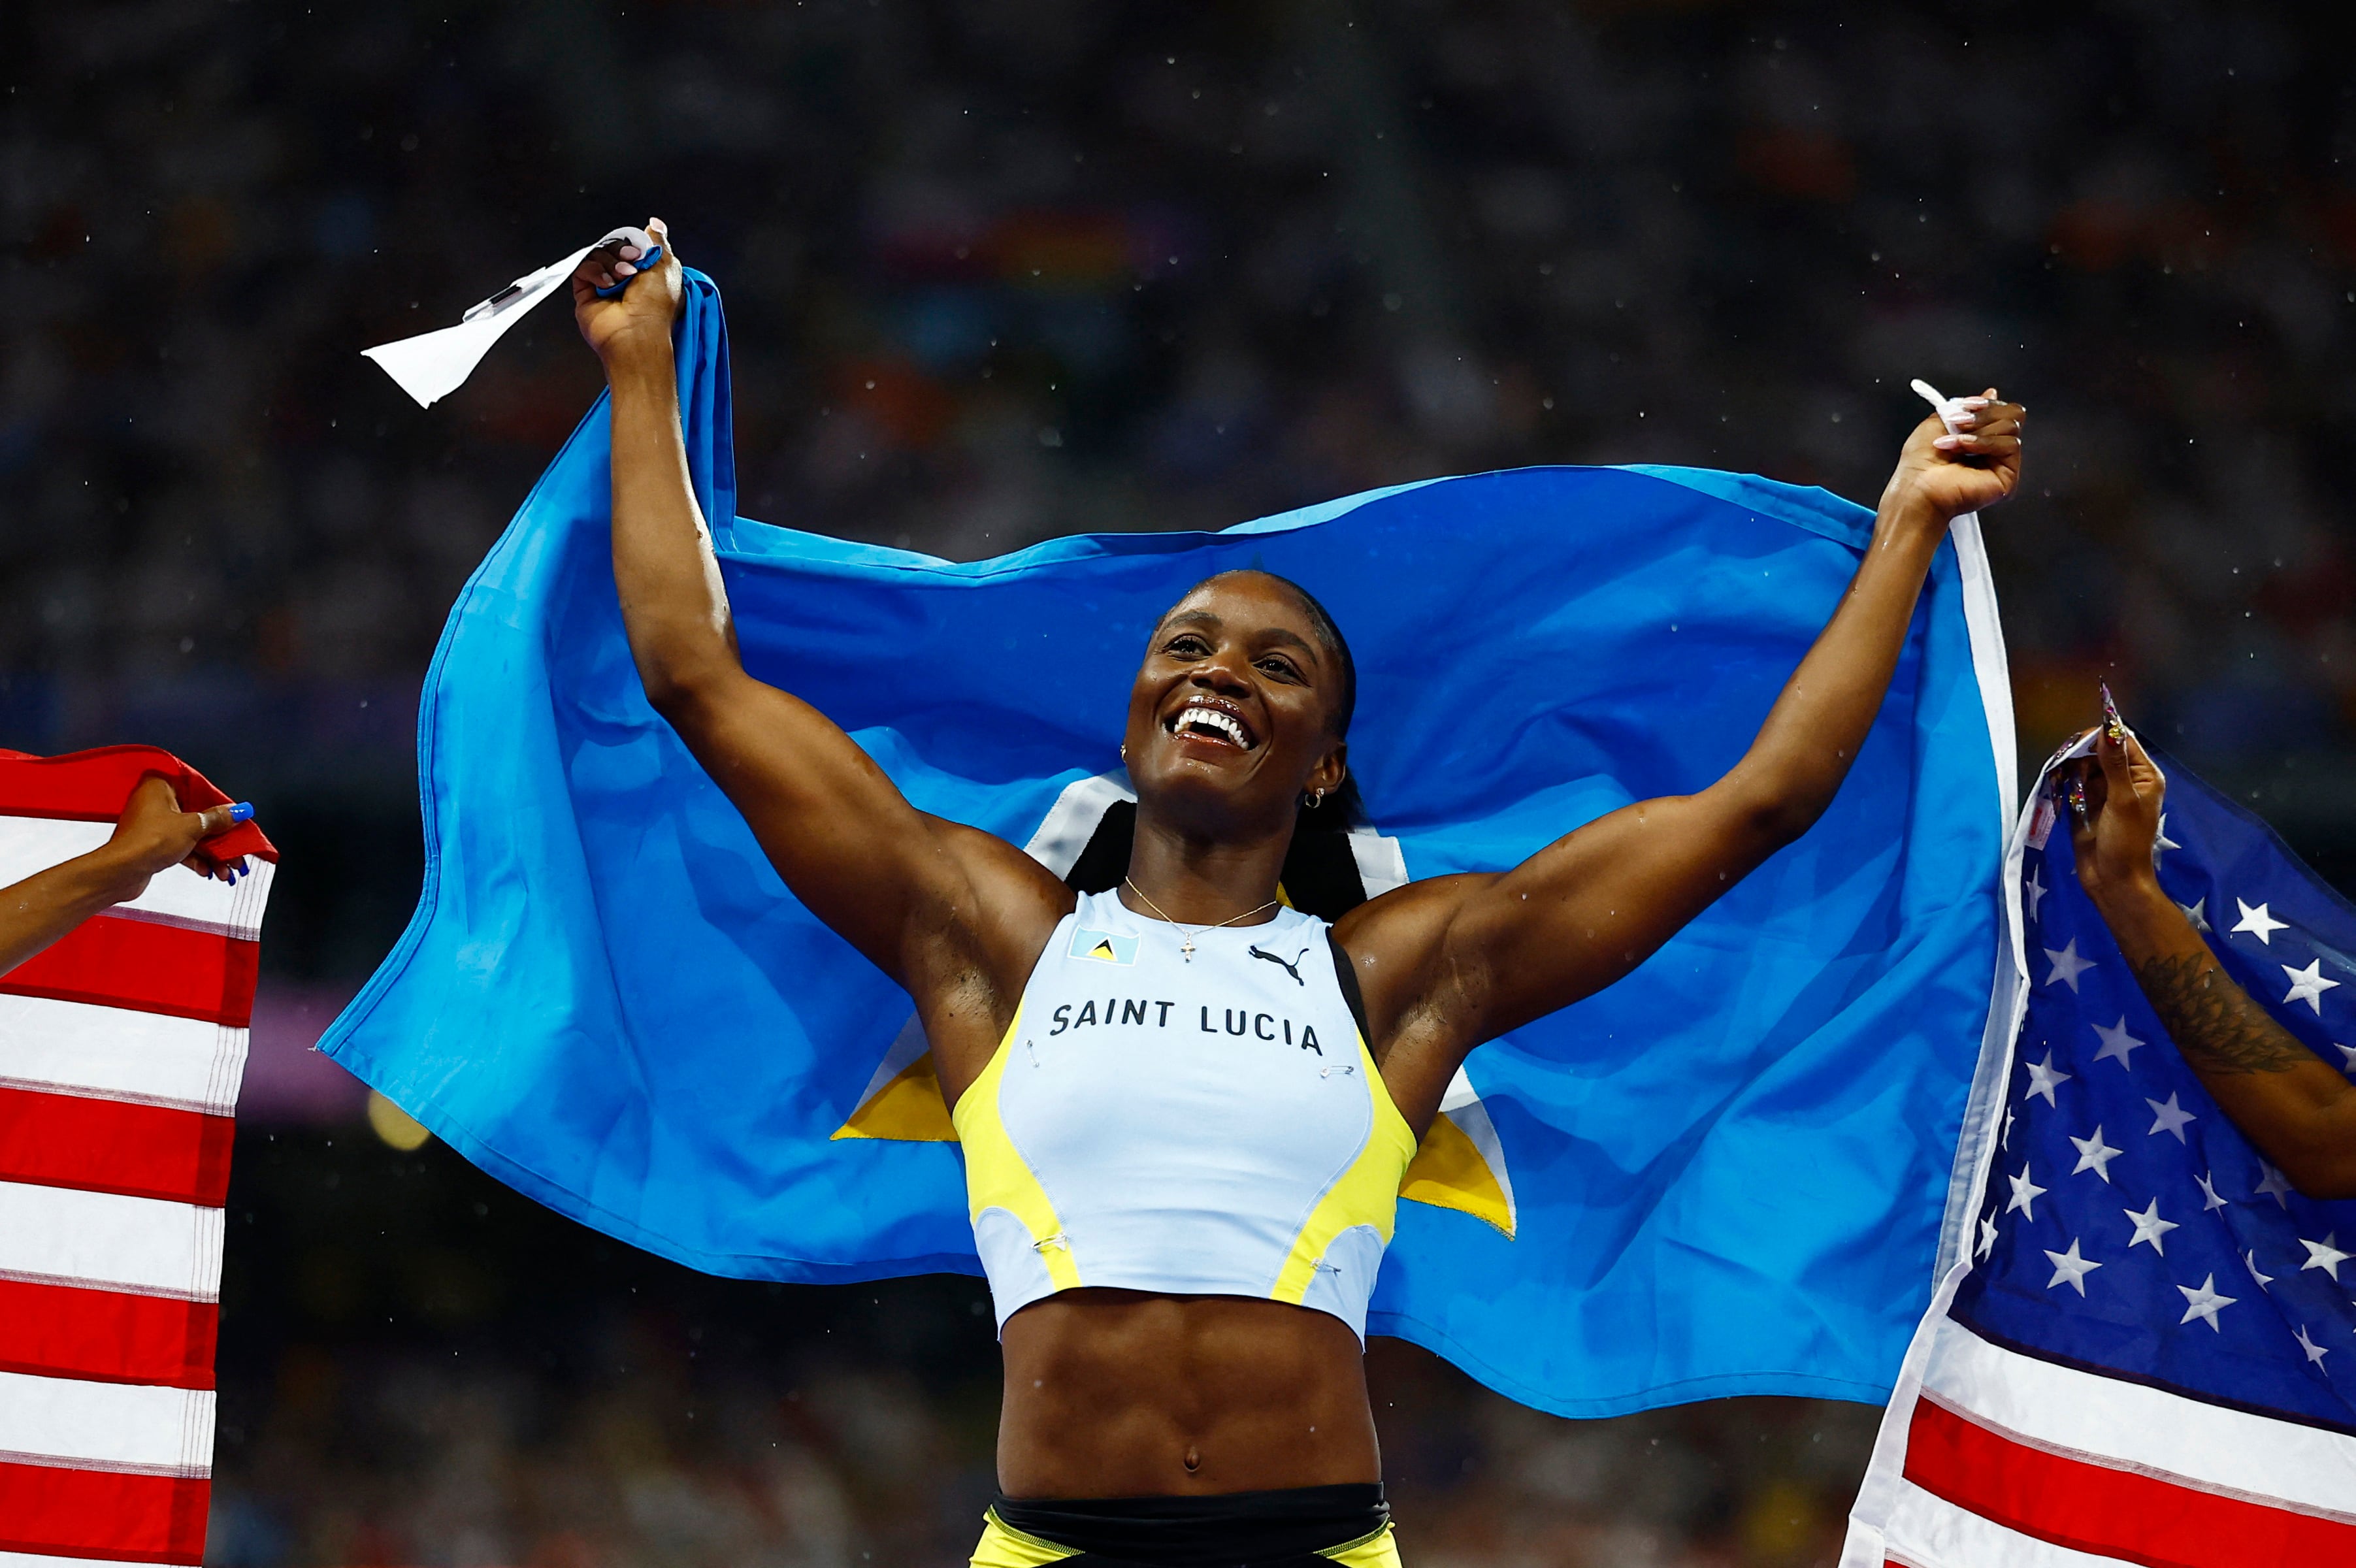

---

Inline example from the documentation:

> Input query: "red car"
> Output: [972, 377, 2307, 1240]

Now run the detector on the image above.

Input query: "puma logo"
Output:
[1249, 945, 1312, 986]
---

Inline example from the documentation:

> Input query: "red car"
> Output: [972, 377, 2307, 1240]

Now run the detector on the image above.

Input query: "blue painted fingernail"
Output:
[228, 802, 254, 823]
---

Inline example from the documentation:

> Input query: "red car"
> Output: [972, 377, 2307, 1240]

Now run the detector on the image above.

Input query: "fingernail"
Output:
[615, 262, 636, 276]
[1933, 435, 1959, 449]
[1960, 397, 1990, 409]
[2099, 682, 2127, 742]
[619, 244, 641, 260]
[228, 802, 254, 823]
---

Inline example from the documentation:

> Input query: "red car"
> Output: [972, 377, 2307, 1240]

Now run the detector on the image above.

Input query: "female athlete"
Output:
[573, 221, 2023, 1567]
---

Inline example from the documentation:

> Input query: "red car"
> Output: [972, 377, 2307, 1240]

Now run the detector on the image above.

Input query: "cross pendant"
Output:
[1180, 939, 1195, 962]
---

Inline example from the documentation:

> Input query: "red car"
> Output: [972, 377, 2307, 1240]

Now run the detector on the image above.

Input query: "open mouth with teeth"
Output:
[1166, 701, 1258, 750]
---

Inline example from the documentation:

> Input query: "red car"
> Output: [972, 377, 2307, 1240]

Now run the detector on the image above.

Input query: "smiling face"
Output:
[1122, 571, 1350, 840]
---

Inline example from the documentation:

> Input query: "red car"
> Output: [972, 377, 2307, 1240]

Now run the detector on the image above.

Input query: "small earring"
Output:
[1307, 787, 1324, 809]
[1120, 743, 1128, 760]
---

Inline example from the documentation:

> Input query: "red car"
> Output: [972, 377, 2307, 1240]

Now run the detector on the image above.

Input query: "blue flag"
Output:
[322, 272, 2012, 1417]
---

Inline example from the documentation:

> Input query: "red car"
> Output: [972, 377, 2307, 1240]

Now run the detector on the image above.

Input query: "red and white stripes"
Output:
[0, 750, 272, 1568]
[1852, 1312, 2356, 1567]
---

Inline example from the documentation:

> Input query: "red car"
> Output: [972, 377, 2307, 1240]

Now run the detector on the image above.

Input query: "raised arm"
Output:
[1, 777, 244, 978]
[1350, 395, 2022, 1129]
[573, 225, 1066, 1043]
[2070, 727, 2356, 1198]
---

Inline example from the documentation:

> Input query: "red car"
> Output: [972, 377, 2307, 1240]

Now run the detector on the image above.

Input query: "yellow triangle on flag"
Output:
[1089, 939, 1117, 962]
[830, 1051, 957, 1142]
[1399, 1111, 1514, 1237]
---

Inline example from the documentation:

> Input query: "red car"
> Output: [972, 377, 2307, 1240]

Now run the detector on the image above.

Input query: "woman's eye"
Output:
[1257, 658, 1300, 681]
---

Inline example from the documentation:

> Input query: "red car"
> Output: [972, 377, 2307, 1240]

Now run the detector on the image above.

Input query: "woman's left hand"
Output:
[1880, 388, 2024, 523]
[102, 775, 250, 893]
[2066, 725, 2168, 913]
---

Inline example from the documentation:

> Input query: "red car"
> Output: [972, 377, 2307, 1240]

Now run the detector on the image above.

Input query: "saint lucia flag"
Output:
[322, 270, 2015, 1417]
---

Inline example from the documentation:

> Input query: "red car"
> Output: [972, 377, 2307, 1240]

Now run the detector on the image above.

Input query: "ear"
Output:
[1307, 740, 1348, 798]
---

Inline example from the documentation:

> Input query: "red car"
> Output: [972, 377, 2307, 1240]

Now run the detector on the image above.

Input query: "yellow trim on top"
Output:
[949, 1004, 1083, 1292]
[1270, 1026, 1418, 1305]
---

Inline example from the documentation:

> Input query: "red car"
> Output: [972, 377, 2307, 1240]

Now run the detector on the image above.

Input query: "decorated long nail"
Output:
[2099, 683, 2127, 743]
[2065, 774, 2087, 819]
[228, 802, 255, 823]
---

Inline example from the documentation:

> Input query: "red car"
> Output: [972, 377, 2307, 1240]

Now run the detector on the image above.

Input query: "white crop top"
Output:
[949, 889, 1417, 1340]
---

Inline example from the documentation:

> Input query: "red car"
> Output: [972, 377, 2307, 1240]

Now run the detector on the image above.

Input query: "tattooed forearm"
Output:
[2132, 952, 2316, 1075]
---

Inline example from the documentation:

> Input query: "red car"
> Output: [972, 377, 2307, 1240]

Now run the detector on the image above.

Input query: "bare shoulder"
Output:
[928, 816, 1075, 917]
[1332, 872, 1494, 960]
[1330, 872, 1497, 1030]
[903, 814, 1077, 1097]
[906, 815, 1076, 970]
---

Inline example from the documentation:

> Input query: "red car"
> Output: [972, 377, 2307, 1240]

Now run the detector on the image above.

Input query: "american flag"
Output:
[1844, 739, 2356, 1567]
[0, 747, 273, 1568]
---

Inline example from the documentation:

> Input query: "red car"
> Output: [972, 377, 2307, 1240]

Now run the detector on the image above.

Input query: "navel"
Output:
[1183, 1445, 1202, 1473]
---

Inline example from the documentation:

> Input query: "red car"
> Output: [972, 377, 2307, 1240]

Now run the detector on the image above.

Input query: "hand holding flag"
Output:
[570, 217, 683, 369]
[2068, 722, 2356, 1200]
[1888, 385, 2025, 520]
[2, 771, 258, 979]
[103, 776, 255, 889]
[2066, 719, 2171, 906]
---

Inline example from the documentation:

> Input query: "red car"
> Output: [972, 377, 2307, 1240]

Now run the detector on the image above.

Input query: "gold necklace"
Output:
[1121, 877, 1279, 962]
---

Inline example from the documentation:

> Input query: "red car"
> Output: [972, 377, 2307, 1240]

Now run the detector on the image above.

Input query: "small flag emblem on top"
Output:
[1070, 928, 1137, 966]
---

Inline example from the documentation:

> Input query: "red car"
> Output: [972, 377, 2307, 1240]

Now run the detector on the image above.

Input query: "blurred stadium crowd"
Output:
[7, 0, 2353, 1563]
[12, 2, 2356, 800]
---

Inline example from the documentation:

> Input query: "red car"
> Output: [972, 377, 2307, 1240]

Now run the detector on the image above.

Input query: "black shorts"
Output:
[973, 1482, 1398, 1567]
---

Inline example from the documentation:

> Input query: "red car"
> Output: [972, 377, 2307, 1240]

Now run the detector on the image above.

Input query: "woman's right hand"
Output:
[572, 218, 685, 370]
